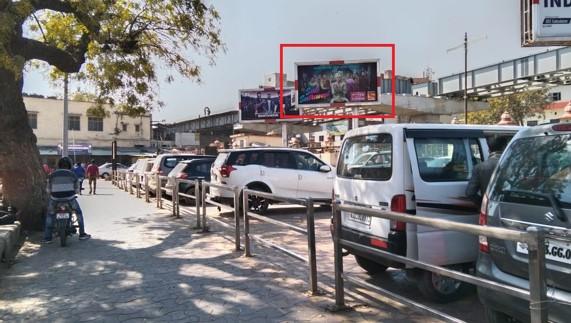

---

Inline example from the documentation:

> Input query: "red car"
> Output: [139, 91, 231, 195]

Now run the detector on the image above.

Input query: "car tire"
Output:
[417, 268, 470, 303]
[182, 187, 196, 206]
[242, 184, 270, 214]
[355, 255, 388, 275]
[484, 306, 513, 323]
[101, 172, 109, 179]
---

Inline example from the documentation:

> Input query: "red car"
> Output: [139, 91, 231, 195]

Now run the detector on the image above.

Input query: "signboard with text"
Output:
[239, 88, 298, 122]
[522, 0, 571, 46]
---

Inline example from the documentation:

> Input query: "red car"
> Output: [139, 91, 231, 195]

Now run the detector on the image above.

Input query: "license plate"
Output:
[517, 239, 571, 265]
[56, 213, 70, 220]
[347, 212, 372, 226]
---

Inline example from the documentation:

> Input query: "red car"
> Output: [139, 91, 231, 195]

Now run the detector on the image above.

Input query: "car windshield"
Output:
[490, 133, 571, 208]
[337, 134, 392, 180]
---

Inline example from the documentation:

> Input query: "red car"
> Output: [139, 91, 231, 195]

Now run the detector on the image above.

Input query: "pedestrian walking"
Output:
[86, 160, 99, 195]
[72, 162, 86, 195]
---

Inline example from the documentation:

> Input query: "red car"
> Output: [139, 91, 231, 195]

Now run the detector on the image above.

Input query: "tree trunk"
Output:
[0, 67, 47, 230]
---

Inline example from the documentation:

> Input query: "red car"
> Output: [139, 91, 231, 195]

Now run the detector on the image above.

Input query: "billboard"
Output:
[522, 0, 571, 46]
[239, 88, 298, 122]
[296, 59, 379, 107]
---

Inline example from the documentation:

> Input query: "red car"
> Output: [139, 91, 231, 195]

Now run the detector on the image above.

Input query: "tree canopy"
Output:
[465, 89, 551, 125]
[3, 0, 223, 113]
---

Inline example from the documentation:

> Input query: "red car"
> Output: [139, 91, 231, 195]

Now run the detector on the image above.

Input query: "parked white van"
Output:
[334, 123, 521, 302]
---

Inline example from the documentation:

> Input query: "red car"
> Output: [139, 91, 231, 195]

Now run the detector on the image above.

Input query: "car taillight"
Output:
[176, 172, 188, 179]
[220, 164, 236, 178]
[390, 195, 407, 231]
[552, 124, 571, 132]
[479, 194, 489, 253]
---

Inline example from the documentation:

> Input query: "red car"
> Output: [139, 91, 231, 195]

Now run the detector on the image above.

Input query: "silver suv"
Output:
[477, 123, 571, 322]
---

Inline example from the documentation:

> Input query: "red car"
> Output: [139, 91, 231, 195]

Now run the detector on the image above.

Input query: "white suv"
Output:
[210, 148, 335, 212]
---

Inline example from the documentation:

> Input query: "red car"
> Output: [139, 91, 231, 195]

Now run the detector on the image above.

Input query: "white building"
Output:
[525, 85, 571, 126]
[24, 96, 152, 165]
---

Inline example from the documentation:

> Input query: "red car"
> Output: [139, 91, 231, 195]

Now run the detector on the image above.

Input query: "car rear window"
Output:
[213, 153, 228, 168]
[227, 151, 263, 166]
[338, 134, 392, 180]
[490, 134, 571, 207]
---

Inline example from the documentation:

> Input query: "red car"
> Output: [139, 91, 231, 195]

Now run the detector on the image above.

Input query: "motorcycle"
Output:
[50, 197, 79, 247]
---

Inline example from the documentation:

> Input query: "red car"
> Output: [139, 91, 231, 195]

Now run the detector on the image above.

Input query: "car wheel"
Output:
[182, 187, 196, 205]
[102, 172, 110, 179]
[484, 306, 513, 323]
[417, 268, 470, 303]
[242, 185, 270, 214]
[355, 255, 387, 275]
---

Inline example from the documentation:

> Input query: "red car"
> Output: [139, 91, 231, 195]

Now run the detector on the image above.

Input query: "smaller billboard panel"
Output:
[296, 60, 379, 107]
[239, 88, 298, 122]
[522, 0, 571, 46]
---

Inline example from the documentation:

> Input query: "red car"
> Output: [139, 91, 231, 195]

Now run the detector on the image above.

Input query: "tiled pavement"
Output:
[0, 181, 440, 322]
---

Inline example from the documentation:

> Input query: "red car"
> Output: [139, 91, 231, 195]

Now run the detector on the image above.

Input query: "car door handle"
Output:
[298, 174, 302, 180]
[260, 170, 265, 176]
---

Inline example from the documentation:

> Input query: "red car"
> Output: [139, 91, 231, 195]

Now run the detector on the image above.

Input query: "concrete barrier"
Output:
[0, 221, 21, 263]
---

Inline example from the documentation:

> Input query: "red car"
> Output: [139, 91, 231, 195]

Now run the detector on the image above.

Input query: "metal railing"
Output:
[242, 189, 318, 295]
[172, 178, 202, 220]
[332, 200, 554, 323]
[200, 182, 241, 251]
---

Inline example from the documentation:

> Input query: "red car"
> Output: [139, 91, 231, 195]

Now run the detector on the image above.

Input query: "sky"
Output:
[22, 0, 559, 123]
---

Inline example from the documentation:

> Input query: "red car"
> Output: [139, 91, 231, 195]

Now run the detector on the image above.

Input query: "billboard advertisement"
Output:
[239, 88, 298, 122]
[522, 0, 571, 46]
[296, 60, 379, 107]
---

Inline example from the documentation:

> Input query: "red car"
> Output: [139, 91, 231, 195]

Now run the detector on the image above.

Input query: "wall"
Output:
[24, 97, 151, 148]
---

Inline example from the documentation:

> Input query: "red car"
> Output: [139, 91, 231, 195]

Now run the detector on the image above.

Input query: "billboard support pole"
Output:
[281, 122, 288, 147]
[351, 107, 359, 129]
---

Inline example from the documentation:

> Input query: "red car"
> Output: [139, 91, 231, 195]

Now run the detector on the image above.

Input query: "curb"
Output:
[0, 221, 22, 264]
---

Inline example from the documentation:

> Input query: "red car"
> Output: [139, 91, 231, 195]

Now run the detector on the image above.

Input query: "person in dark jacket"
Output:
[465, 136, 511, 206]
[72, 162, 86, 195]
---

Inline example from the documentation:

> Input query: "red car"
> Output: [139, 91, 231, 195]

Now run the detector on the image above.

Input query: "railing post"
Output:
[195, 180, 202, 228]
[155, 173, 161, 209]
[527, 226, 548, 323]
[172, 179, 178, 217]
[144, 174, 150, 203]
[175, 180, 180, 217]
[233, 187, 241, 251]
[332, 200, 346, 309]
[243, 189, 252, 257]
[306, 197, 318, 295]
[136, 174, 141, 198]
[201, 181, 208, 232]
[129, 174, 133, 194]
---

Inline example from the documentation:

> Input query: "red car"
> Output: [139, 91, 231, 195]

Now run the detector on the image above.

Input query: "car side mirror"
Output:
[319, 165, 332, 172]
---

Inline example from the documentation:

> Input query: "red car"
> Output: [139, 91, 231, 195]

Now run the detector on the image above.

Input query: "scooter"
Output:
[49, 195, 79, 247]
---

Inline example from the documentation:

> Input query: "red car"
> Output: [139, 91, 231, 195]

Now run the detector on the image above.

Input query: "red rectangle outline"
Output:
[279, 43, 396, 119]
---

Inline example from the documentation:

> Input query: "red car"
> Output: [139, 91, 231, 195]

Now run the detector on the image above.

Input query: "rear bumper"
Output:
[209, 186, 234, 199]
[340, 226, 407, 269]
[477, 252, 571, 322]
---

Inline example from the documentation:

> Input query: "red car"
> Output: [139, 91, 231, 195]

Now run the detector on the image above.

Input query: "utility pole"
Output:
[62, 73, 69, 157]
[447, 33, 487, 124]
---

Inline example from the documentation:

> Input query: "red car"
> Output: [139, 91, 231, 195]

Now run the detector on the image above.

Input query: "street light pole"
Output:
[464, 32, 468, 125]
[62, 73, 69, 157]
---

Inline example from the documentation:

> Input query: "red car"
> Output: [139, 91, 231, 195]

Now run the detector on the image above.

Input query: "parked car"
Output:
[133, 158, 155, 188]
[149, 154, 215, 193]
[98, 162, 128, 179]
[165, 157, 216, 204]
[477, 123, 571, 323]
[333, 123, 520, 302]
[209, 148, 335, 213]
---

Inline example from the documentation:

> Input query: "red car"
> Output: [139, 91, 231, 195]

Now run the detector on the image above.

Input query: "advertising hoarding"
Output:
[295, 59, 379, 107]
[522, 0, 571, 46]
[239, 88, 298, 122]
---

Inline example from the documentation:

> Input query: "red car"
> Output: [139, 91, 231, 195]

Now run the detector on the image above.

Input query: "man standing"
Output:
[466, 136, 511, 206]
[86, 160, 99, 195]
[73, 162, 86, 195]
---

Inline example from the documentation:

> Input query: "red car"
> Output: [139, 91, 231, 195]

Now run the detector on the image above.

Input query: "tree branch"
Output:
[12, 37, 87, 73]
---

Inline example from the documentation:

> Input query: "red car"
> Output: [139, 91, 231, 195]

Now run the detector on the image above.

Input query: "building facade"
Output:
[24, 96, 152, 165]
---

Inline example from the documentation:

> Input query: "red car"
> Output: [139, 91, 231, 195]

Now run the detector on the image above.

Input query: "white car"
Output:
[210, 148, 335, 213]
[98, 162, 128, 179]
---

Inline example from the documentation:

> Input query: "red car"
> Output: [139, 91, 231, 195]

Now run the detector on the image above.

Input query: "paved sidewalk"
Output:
[0, 181, 438, 322]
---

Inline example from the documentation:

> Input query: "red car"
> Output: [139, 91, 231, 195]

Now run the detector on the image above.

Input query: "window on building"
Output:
[319, 135, 324, 142]
[527, 120, 538, 126]
[88, 117, 103, 131]
[550, 119, 560, 124]
[135, 124, 140, 132]
[28, 113, 37, 129]
[550, 92, 561, 101]
[69, 115, 80, 131]
[122, 123, 127, 132]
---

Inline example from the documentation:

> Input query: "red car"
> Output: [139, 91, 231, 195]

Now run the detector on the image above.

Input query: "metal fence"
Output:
[199, 181, 241, 251]
[332, 200, 556, 323]
[242, 189, 318, 295]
